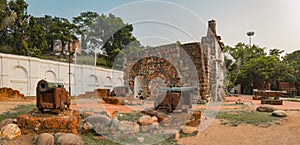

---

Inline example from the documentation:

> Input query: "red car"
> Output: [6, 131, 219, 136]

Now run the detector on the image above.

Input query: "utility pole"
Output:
[68, 41, 71, 96]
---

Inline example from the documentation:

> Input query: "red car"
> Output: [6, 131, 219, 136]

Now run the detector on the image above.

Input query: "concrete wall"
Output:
[0, 53, 123, 96]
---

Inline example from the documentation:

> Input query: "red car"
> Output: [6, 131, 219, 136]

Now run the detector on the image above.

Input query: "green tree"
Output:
[283, 50, 300, 95]
[24, 17, 47, 56]
[0, 0, 16, 53]
[34, 15, 56, 53]
[240, 55, 296, 92]
[80, 13, 142, 67]
[224, 55, 238, 91]
[49, 17, 79, 54]
[7, 0, 29, 55]
[269, 48, 284, 59]
[0, 0, 16, 30]
[224, 43, 266, 92]
[73, 11, 99, 34]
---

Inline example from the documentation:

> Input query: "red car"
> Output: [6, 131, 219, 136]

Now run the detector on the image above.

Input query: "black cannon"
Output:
[154, 87, 197, 113]
[36, 80, 71, 112]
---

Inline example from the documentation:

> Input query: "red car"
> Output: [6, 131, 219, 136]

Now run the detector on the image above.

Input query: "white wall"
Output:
[0, 53, 123, 96]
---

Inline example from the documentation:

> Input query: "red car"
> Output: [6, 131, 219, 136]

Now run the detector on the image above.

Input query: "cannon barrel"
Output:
[37, 80, 64, 92]
[159, 87, 198, 92]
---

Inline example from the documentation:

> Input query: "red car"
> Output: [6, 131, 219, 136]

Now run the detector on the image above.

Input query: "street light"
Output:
[68, 41, 71, 96]
[246, 31, 254, 94]
[247, 31, 254, 47]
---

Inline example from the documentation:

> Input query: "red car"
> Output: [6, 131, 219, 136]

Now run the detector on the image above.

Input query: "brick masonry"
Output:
[123, 20, 225, 101]
[16, 109, 79, 134]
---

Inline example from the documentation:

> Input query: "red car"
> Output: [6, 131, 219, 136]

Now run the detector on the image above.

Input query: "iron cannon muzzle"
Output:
[159, 86, 198, 93]
[37, 80, 64, 92]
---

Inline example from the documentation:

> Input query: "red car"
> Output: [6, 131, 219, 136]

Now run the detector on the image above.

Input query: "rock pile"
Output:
[0, 87, 26, 101]
[33, 133, 82, 145]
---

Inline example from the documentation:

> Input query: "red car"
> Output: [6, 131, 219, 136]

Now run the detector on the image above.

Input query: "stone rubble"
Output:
[56, 133, 83, 145]
[0, 123, 21, 139]
[33, 133, 54, 145]
[256, 105, 276, 112]
[272, 110, 287, 117]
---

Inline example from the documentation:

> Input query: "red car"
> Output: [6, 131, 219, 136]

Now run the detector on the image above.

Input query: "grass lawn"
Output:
[216, 111, 280, 126]
[0, 104, 35, 122]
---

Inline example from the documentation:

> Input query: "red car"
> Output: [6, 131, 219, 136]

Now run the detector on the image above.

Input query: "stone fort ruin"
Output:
[122, 20, 225, 102]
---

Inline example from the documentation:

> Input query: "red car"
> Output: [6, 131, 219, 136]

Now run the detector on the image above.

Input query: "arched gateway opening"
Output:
[129, 56, 180, 99]
[134, 75, 145, 99]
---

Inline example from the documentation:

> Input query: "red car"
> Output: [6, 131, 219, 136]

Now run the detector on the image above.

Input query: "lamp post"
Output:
[247, 31, 254, 94]
[247, 31, 254, 47]
[68, 41, 71, 96]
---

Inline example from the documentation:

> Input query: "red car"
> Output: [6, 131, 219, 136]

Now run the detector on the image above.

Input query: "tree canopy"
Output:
[0, 0, 143, 67]
[225, 43, 299, 94]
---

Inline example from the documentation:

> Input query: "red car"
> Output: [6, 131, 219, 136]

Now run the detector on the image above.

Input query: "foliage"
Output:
[0, 104, 35, 122]
[225, 42, 299, 94]
[73, 11, 99, 34]
[224, 43, 266, 92]
[217, 111, 279, 126]
[240, 55, 296, 89]
[1, 1, 143, 68]
[77, 12, 143, 67]
[0, 0, 16, 30]
[7, 0, 29, 55]
[269, 48, 284, 59]
[283, 50, 300, 95]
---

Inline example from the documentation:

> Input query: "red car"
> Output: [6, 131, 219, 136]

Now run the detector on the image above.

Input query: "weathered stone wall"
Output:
[123, 20, 225, 101]
[0, 87, 30, 101]
[129, 56, 180, 98]
[201, 20, 225, 101]
[124, 44, 182, 98]
[180, 43, 209, 100]
[123, 43, 208, 100]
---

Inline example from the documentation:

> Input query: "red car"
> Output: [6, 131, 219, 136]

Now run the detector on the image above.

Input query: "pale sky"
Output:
[25, 0, 300, 54]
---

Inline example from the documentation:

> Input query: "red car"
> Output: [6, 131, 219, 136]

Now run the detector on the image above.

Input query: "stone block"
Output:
[17, 109, 79, 134]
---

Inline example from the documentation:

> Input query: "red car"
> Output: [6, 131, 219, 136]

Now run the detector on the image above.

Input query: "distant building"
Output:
[53, 40, 81, 54]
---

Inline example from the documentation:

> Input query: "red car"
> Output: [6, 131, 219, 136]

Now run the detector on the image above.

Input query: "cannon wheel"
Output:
[60, 101, 65, 111]
[38, 108, 44, 113]
[154, 101, 159, 110]
[166, 104, 173, 113]
[66, 98, 71, 109]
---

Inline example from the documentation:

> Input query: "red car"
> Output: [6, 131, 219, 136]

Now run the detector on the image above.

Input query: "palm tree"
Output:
[0, 0, 16, 30]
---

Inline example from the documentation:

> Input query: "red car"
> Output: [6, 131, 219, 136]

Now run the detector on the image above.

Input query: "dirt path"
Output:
[2, 98, 300, 145]
[0, 101, 35, 114]
[178, 111, 300, 145]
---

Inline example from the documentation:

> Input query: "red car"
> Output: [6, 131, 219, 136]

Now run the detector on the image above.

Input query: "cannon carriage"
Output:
[154, 87, 197, 113]
[36, 80, 71, 112]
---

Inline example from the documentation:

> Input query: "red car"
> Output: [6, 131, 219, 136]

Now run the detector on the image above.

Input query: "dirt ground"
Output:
[2, 97, 300, 145]
[178, 111, 300, 145]
[0, 101, 35, 114]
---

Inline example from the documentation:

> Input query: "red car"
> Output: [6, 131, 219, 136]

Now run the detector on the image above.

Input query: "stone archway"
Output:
[88, 75, 98, 91]
[134, 75, 145, 99]
[45, 70, 57, 82]
[10, 66, 28, 95]
[129, 56, 180, 98]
